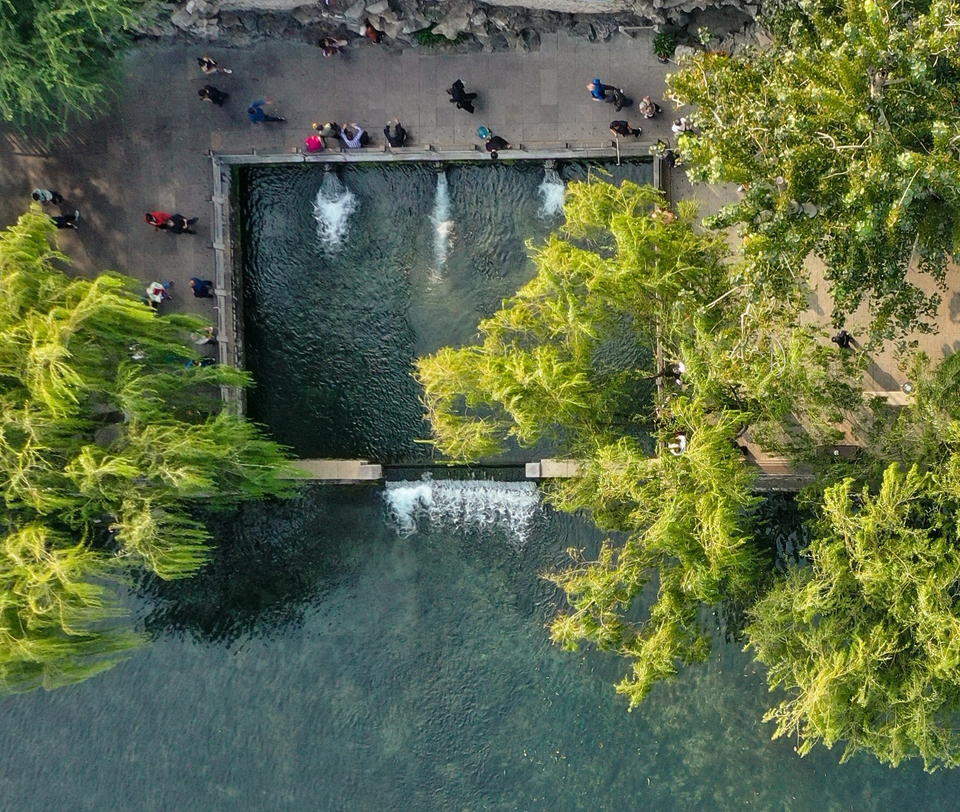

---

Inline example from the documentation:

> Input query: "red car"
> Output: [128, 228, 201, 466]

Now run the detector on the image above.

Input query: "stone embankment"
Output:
[139, 0, 761, 53]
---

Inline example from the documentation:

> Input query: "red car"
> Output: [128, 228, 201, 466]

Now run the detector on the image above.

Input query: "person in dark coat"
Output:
[831, 329, 855, 350]
[51, 210, 80, 229]
[314, 121, 341, 139]
[189, 277, 215, 298]
[610, 120, 641, 138]
[447, 79, 478, 114]
[168, 214, 198, 234]
[484, 135, 511, 159]
[610, 87, 633, 112]
[384, 119, 407, 147]
[198, 85, 229, 106]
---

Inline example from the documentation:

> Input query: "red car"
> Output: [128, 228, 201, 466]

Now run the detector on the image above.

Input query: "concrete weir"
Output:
[291, 459, 384, 482]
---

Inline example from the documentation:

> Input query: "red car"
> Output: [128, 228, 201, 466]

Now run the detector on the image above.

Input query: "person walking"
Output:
[340, 124, 368, 149]
[145, 211, 172, 230]
[672, 117, 694, 135]
[51, 210, 80, 230]
[198, 85, 229, 106]
[384, 119, 407, 147]
[32, 188, 64, 205]
[831, 329, 855, 350]
[167, 214, 198, 234]
[610, 87, 633, 112]
[610, 120, 641, 138]
[638, 96, 662, 119]
[587, 78, 615, 102]
[447, 79, 478, 114]
[146, 281, 173, 306]
[198, 55, 232, 75]
[189, 277, 215, 298]
[248, 99, 285, 123]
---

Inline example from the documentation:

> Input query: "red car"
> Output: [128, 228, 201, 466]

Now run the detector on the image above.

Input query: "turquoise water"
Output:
[0, 486, 956, 808]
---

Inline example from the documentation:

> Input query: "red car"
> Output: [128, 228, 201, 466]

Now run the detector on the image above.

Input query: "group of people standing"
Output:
[303, 120, 384, 153]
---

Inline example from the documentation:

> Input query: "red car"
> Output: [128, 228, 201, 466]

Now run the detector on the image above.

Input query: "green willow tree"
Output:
[747, 352, 960, 770]
[0, 0, 142, 128]
[748, 462, 960, 770]
[0, 209, 297, 692]
[668, 0, 960, 337]
[417, 180, 853, 703]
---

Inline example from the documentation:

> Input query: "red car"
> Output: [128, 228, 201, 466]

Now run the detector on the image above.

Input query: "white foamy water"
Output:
[430, 171, 453, 268]
[384, 477, 540, 548]
[313, 172, 357, 248]
[537, 167, 566, 219]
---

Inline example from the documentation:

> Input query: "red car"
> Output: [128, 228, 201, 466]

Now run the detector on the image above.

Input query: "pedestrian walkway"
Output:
[0, 32, 674, 317]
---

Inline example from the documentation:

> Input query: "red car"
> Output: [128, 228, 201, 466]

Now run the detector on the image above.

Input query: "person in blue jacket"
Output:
[587, 78, 614, 101]
[247, 99, 285, 123]
[189, 277, 215, 298]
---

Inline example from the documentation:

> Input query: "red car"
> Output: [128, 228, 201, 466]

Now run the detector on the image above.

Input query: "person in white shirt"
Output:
[340, 124, 367, 149]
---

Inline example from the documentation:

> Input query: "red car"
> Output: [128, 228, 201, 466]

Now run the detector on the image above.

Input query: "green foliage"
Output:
[413, 25, 468, 47]
[748, 463, 960, 770]
[417, 181, 730, 459]
[0, 209, 297, 691]
[653, 31, 678, 60]
[0, 0, 143, 129]
[547, 403, 761, 706]
[416, 180, 852, 700]
[667, 0, 960, 337]
[0, 524, 140, 694]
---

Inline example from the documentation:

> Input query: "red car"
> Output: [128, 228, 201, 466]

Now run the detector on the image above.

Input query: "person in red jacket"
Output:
[145, 211, 172, 230]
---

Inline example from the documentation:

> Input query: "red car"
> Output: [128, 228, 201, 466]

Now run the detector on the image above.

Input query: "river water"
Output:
[0, 161, 956, 807]
[1, 486, 956, 808]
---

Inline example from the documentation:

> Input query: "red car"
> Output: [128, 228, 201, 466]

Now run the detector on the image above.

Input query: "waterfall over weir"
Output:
[430, 170, 453, 268]
[384, 476, 540, 548]
[537, 165, 565, 219]
[313, 170, 357, 248]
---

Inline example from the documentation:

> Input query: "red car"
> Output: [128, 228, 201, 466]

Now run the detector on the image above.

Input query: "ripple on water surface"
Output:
[0, 487, 952, 809]
[238, 159, 653, 461]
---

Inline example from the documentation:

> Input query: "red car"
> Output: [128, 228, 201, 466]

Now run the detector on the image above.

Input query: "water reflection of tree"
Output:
[138, 490, 347, 644]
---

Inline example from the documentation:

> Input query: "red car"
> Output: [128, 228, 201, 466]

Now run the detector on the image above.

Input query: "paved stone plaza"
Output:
[0, 31, 672, 317]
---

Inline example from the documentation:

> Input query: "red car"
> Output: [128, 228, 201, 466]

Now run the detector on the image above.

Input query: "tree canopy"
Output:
[668, 0, 960, 337]
[748, 462, 960, 770]
[0, 209, 296, 692]
[0, 0, 141, 129]
[417, 180, 853, 705]
[416, 177, 960, 769]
